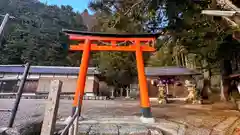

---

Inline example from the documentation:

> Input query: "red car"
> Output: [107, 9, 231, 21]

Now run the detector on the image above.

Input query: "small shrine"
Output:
[146, 66, 202, 104]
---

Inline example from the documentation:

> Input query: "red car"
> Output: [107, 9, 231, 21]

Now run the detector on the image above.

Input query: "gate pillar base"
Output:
[140, 116, 155, 124]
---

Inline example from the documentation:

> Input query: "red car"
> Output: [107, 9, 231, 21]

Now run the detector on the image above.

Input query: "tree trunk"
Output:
[175, 55, 180, 66]
[185, 55, 189, 68]
[202, 79, 210, 99]
[220, 78, 231, 101]
[192, 55, 197, 69]
[234, 51, 238, 71]
[201, 59, 211, 99]
[220, 59, 233, 101]
[181, 53, 185, 67]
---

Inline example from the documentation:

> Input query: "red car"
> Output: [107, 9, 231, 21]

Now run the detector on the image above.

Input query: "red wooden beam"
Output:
[68, 35, 156, 52]
[70, 44, 156, 52]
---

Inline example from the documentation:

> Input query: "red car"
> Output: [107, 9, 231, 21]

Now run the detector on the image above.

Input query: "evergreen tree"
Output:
[0, 0, 87, 65]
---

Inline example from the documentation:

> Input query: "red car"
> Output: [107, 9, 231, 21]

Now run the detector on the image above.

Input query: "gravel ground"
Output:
[0, 99, 141, 127]
[1, 99, 240, 135]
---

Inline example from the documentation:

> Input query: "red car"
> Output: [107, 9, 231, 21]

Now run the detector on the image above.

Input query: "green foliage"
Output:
[0, 0, 86, 65]
[89, 0, 152, 87]
[90, 0, 240, 75]
[146, 0, 239, 70]
[93, 52, 137, 87]
[89, 0, 229, 86]
[147, 38, 175, 67]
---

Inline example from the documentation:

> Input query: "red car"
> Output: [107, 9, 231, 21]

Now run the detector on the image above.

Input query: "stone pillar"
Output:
[185, 80, 201, 104]
[157, 81, 167, 104]
[110, 87, 115, 99]
[125, 87, 130, 98]
[166, 83, 169, 95]
[120, 88, 123, 97]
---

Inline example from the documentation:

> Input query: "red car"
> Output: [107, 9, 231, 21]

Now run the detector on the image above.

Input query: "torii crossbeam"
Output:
[63, 29, 161, 122]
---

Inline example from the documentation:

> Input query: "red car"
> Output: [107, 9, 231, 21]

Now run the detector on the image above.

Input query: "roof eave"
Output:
[62, 29, 162, 38]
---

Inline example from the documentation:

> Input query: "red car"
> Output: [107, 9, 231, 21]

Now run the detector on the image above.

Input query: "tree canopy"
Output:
[1, 0, 240, 95]
[88, 0, 240, 90]
[0, 0, 86, 65]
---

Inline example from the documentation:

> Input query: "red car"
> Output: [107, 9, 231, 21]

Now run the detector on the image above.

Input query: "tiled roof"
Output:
[0, 65, 99, 75]
[145, 67, 201, 76]
[0, 65, 201, 76]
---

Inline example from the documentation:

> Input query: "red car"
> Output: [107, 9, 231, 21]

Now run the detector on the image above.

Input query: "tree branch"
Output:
[222, 16, 239, 27]
[111, 0, 146, 28]
[216, 0, 240, 11]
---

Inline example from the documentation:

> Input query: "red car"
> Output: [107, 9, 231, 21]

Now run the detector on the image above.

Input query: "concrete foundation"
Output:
[140, 116, 155, 124]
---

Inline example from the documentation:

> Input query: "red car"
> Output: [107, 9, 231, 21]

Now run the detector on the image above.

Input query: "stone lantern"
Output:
[151, 79, 167, 104]
[185, 80, 201, 104]
[157, 81, 168, 104]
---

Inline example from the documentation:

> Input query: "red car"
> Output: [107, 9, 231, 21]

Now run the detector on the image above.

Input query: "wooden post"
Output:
[40, 80, 62, 135]
[0, 14, 9, 37]
[8, 63, 30, 128]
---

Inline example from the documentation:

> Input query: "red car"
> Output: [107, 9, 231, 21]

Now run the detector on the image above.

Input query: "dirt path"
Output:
[0, 99, 239, 135]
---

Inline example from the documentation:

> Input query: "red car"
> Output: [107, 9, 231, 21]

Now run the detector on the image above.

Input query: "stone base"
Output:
[158, 99, 167, 104]
[193, 100, 202, 104]
[140, 116, 155, 124]
[185, 98, 202, 104]
[85, 92, 95, 97]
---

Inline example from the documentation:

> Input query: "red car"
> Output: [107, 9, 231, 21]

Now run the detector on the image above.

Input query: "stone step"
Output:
[212, 116, 239, 135]
[56, 123, 163, 135]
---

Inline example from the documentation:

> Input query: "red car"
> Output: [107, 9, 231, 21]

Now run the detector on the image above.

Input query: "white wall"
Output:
[0, 73, 98, 94]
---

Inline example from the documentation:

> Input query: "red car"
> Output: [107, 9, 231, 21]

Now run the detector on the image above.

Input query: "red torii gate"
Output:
[63, 29, 160, 121]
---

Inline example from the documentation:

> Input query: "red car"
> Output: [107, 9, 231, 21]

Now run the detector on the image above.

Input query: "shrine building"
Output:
[0, 65, 100, 95]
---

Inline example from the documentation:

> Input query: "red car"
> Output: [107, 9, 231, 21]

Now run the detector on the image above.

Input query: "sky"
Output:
[39, 0, 91, 13]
